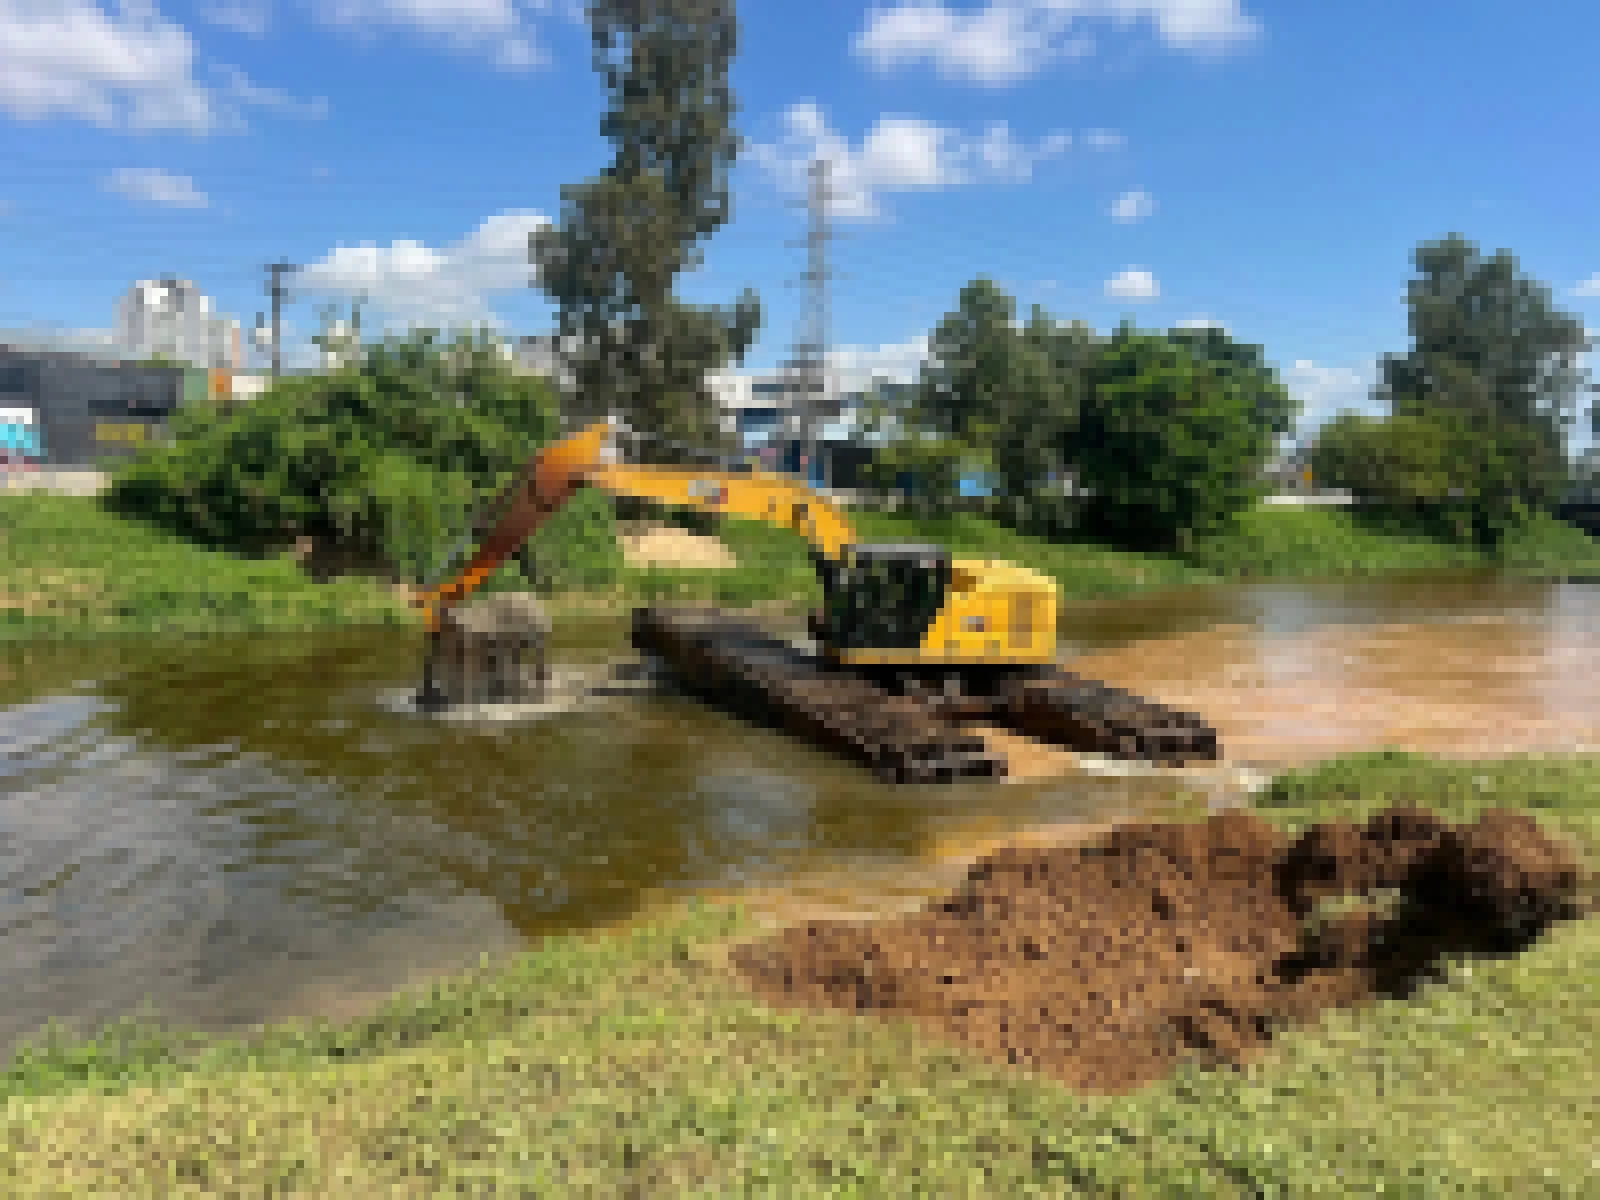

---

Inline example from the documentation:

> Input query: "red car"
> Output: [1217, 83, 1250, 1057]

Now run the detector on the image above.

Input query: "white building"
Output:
[116, 278, 242, 369]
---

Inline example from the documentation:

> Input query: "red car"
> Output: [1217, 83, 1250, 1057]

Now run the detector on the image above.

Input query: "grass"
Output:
[851, 509, 1222, 601]
[1186, 505, 1600, 581]
[0, 751, 1593, 1196]
[11, 492, 1600, 642]
[0, 494, 414, 641]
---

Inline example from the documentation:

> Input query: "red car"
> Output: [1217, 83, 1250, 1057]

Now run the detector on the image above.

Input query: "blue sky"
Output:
[2, 0, 1598, 447]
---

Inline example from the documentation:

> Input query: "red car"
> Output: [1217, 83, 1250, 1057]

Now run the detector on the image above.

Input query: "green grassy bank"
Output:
[0, 750, 1592, 1195]
[0, 493, 416, 640]
[8, 492, 1600, 642]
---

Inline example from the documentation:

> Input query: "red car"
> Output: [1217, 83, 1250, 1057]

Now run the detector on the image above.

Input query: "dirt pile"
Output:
[619, 522, 738, 570]
[731, 807, 1584, 1095]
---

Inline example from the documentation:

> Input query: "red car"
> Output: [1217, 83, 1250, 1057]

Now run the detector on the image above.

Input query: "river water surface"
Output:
[3, 569, 1596, 1058]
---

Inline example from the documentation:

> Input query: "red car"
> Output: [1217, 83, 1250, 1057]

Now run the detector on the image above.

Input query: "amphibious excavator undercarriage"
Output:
[412, 420, 1219, 782]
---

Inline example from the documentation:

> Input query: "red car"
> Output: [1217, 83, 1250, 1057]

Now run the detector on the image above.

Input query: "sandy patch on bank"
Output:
[620, 522, 738, 570]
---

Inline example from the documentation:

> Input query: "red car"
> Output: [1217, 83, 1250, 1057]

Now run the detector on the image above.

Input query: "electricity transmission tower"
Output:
[258, 260, 298, 378]
[782, 158, 837, 486]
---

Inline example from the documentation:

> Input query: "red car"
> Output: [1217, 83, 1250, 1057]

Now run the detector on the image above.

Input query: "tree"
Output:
[883, 279, 1077, 519]
[1384, 235, 1589, 436]
[1167, 323, 1297, 442]
[1006, 306, 1097, 531]
[1074, 324, 1288, 551]
[531, 0, 762, 448]
[1320, 234, 1590, 546]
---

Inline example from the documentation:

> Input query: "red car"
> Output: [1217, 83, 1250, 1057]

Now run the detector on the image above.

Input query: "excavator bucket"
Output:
[414, 421, 615, 708]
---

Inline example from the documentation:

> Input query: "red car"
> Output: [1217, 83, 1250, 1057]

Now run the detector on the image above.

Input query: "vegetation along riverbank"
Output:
[8, 487, 1600, 642]
[0, 750, 1592, 1195]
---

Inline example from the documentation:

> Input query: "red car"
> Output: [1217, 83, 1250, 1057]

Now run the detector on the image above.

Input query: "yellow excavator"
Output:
[417, 418, 1059, 675]
[413, 419, 1217, 781]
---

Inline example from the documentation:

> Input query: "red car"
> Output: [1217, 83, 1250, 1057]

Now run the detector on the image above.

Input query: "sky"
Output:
[2, 0, 1598, 448]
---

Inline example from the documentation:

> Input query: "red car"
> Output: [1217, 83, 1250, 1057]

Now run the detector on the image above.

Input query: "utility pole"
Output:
[782, 158, 836, 487]
[263, 259, 297, 378]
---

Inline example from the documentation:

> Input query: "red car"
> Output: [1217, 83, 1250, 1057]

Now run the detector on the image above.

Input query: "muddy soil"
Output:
[732, 807, 1585, 1095]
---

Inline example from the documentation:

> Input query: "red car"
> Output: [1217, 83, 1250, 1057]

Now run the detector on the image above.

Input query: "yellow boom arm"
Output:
[415, 420, 856, 632]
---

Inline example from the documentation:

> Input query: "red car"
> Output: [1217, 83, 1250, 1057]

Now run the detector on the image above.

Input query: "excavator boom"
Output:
[415, 420, 857, 633]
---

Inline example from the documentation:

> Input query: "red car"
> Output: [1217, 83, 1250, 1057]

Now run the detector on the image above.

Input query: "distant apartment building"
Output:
[116, 277, 242, 370]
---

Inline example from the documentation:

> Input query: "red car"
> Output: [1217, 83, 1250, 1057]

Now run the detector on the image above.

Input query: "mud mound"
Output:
[732, 807, 1583, 1095]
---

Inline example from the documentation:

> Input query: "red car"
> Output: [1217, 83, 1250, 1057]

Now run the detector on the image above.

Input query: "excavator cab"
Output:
[820, 545, 952, 653]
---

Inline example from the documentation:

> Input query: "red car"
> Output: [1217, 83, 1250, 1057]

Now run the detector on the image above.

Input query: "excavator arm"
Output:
[414, 420, 857, 633]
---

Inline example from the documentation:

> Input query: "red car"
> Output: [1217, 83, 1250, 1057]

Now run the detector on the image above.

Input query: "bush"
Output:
[522, 487, 625, 593]
[1312, 409, 1570, 548]
[102, 330, 561, 582]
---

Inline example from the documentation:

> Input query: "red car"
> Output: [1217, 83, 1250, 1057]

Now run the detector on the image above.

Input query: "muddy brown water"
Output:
[1, 568, 1596, 1060]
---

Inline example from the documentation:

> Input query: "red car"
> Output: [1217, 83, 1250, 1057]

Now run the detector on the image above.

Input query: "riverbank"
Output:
[0, 750, 1591, 1195]
[8, 492, 1600, 642]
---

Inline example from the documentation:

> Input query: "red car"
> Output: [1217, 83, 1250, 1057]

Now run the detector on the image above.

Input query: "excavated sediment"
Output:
[630, 606, 1219, 781]
[731, 806, 1584, 1095]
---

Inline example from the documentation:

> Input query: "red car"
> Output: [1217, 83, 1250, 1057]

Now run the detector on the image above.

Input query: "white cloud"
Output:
[1109, 187, 1153, 222]
[853, 0, 1261, 85]
[200, 0, 268, 35]
[1083, 127, 1124, 150]
[828, 333, 931, 393]
[750, 101, 1069, 222]
[1573, 274, 1600, 298]
[1176, 315, 1228, 333]
[1104, 266, 1158, 300]
[0, 0, 221, 131]
[315, 0, 552, 70]
[102, 167, 209, 208]
[1283, 359, 1380, 440]
[215, 64, 327, 118]
[293, 209, 552, 331]
[0, 0, 325, 133]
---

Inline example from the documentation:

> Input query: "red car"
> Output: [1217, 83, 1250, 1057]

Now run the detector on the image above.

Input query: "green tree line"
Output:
[876, 233, 1591, 553]
[866, 277, 1297, 552]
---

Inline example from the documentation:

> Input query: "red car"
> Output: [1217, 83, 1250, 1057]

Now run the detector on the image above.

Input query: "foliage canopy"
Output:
[1074, 323, 1292, 550]
[532, 0, 761, 446]
[102, 330, 561, 584]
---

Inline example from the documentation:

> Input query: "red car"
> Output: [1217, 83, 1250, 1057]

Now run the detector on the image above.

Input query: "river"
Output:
[2, 569, 1595, 1057]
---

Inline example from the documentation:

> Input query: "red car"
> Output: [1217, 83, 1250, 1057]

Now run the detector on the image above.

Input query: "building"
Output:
[116, 277, 242, 370]
[0, 343, 203, 466]
[1261, 442, 1318, 492]
[510, 334, 918, 488]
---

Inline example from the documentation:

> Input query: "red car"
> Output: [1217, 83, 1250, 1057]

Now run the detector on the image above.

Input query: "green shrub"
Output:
[523, 487, 625, 593]
[102, 330, 560, 582]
